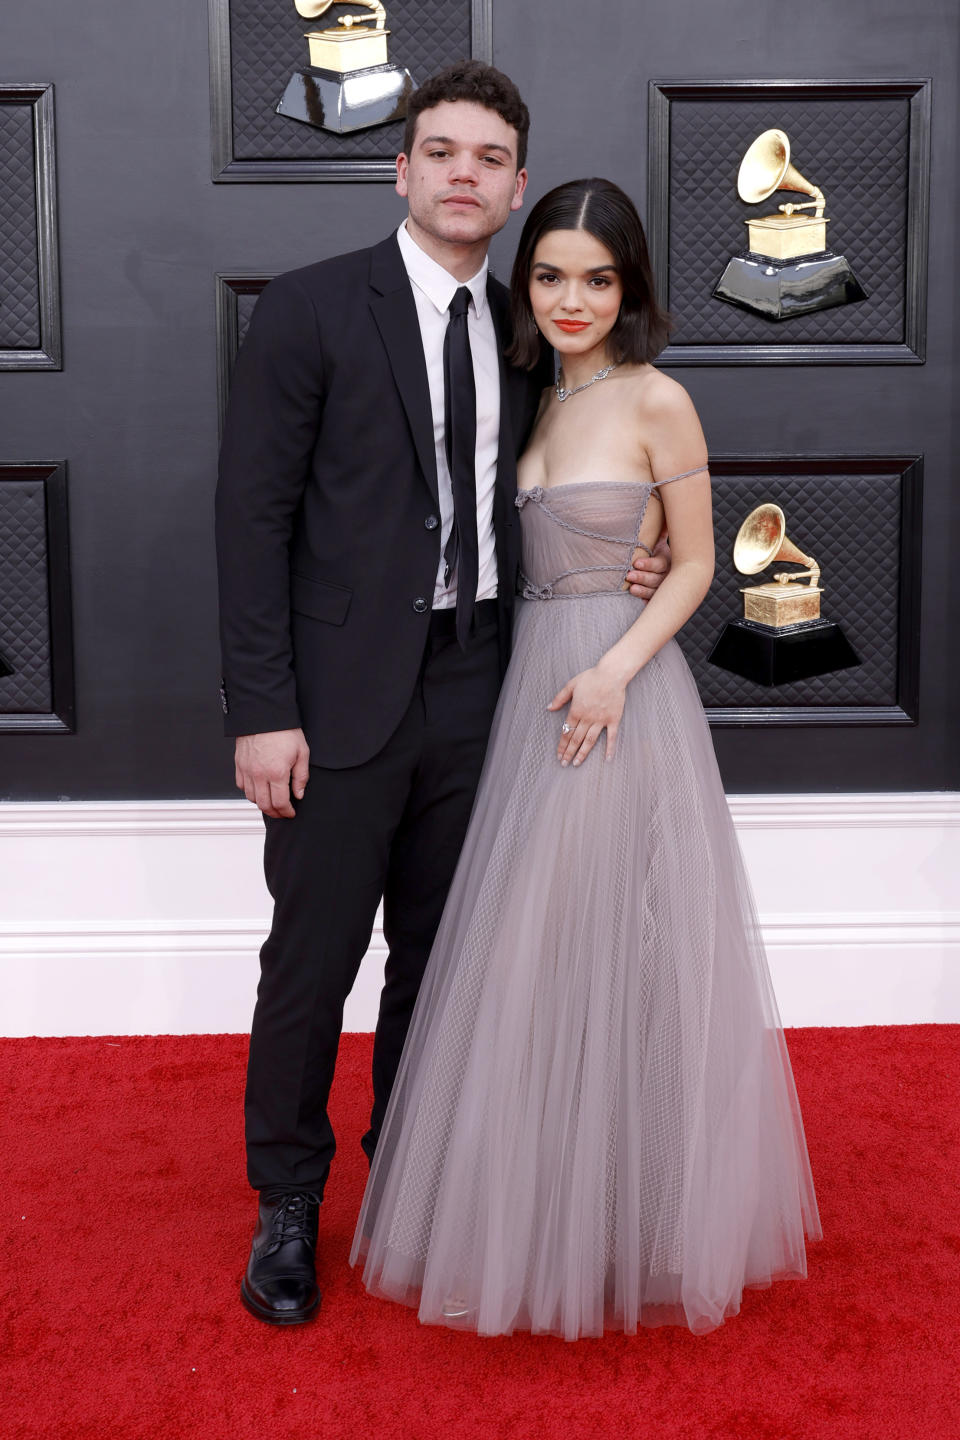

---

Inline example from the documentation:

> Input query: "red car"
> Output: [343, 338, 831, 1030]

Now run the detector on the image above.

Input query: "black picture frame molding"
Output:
[0, 84, 61, 371]
[703, 454, 922, 727]
[647, 79, 931, 366]
[0, 461, 75, 733]
[209, 0, 493, 183]
[214, 273, 273, 430]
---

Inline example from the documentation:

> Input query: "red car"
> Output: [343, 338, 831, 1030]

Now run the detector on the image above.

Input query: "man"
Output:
[216, 61, 668, 1326]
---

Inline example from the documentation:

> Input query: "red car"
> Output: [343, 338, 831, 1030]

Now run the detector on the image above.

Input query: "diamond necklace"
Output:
[555, 360, 619, 403]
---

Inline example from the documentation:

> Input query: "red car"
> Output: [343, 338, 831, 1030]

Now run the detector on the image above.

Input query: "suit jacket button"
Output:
[424, 514, 439, 530]
[412, 597, 428, 614]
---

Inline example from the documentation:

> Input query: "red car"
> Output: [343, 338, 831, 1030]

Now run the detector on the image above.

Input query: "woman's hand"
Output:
[547, 661, 630, 767]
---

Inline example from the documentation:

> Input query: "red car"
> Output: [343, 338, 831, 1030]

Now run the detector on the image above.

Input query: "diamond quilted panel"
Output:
[676, 470, 903, 708]
[666, 97, 908, 346]
[0, 480, 52, 712]
[230, 0, 471, 162]
[0, 102, 41, 351]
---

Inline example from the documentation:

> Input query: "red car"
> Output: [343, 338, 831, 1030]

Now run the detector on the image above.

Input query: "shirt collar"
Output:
[397, 221, 488, 319]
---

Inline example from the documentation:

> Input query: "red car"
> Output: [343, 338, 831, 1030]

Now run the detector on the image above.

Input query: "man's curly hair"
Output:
[402, 60, 530, 170]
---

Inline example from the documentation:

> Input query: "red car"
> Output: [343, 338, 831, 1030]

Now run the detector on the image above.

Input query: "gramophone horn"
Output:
[733, 503, 818, 578]
[737, 129, 825, 216]
[295, 0, 386, 18]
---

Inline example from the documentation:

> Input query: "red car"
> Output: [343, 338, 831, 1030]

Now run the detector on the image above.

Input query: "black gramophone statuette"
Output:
[277, 0, 414, 135]
[713, 129, 868, 321]
[708, 504, 861, 686]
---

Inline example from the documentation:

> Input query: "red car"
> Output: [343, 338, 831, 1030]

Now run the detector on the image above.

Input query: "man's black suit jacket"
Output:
[215, 231, 547, 769]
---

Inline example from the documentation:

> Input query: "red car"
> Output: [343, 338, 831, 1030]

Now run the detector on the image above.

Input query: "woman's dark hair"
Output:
[403, 61, 530, 171]
[508, 178, 671, 370]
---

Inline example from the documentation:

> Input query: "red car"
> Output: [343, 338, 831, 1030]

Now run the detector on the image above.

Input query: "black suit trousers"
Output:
[244, 611, 502, 1194]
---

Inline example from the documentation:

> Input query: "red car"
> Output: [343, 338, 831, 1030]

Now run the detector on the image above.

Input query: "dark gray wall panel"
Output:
[0, 0, 957, 796]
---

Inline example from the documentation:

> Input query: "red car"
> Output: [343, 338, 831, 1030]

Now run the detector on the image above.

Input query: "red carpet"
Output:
[2, 1028, 958, 1440]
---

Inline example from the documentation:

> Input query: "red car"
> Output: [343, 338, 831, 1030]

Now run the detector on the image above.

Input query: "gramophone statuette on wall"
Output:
[712, 129, 868, 321]
[708, 504, 861, 686]
[277, 0, 414, 135]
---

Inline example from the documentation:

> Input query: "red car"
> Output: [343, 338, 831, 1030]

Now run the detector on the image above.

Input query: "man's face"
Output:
[396, 100, 527, 249]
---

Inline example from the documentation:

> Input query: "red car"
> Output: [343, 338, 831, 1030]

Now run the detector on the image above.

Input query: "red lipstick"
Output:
[553, 320, 590, 332]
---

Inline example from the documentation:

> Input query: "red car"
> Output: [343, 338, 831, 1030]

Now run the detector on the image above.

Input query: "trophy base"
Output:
[277, 64, 414, 134]
[712, 250, 868, 321]
[742, 582, 823, 628]
[707, 617, 861, 686]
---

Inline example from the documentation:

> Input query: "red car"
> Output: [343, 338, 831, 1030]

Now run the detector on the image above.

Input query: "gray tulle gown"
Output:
[350, 476, 821, 1339]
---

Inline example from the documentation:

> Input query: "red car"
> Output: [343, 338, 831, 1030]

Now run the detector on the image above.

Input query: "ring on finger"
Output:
[561, 722, 572, 734]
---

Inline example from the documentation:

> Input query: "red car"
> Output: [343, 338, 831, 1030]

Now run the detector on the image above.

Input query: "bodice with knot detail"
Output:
[515, 467, 707, 601]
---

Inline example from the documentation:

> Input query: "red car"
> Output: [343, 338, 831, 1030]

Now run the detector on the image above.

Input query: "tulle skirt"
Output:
[350, 594, 821, 1339]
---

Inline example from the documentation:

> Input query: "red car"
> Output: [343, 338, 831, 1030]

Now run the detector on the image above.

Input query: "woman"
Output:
[350, 179, 821, 1338]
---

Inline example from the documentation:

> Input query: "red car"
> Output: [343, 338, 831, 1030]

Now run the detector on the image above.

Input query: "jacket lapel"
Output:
[368, 235, 439, 505]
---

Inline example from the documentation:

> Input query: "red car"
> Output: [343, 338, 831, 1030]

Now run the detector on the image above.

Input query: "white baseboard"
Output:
[2, 795, 958, 1035]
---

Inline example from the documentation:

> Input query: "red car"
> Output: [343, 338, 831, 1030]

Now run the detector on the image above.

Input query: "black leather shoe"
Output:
[240, 1189, 321, 1325]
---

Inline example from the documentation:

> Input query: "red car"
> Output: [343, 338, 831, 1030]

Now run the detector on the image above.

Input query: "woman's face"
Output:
[528, 228, 623, 362]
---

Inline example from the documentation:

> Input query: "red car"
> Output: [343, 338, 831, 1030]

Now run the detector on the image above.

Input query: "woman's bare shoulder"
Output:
[625, 366, 698, 423]
[622, 367, 707, 474]
[624, 369, 701, 448]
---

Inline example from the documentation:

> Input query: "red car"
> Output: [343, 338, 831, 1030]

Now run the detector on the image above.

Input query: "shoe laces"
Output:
[264, 1190, 319, 1248]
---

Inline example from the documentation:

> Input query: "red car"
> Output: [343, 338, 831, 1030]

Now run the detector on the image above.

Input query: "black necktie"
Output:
[442, 285, 479, 649]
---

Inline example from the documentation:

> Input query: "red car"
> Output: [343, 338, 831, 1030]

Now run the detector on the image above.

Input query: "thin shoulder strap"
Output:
[650, 462, 710, 488]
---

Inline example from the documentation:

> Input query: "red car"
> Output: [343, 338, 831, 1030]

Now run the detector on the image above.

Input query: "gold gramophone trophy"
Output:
[276, 0, 414, 135]
[708, 504, 860, 685]
[713, 129, 867, 320]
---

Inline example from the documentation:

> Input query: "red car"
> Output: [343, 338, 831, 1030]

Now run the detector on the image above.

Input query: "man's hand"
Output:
[235, 729, 310, 819]
[624, 526, 671, 600]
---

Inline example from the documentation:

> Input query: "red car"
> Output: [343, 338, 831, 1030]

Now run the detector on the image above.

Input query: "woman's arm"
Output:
[549, 380, 713, 767]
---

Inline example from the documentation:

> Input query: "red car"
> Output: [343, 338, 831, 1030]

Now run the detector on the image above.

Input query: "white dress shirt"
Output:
[396, 221, 501, 609]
